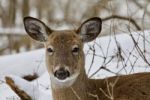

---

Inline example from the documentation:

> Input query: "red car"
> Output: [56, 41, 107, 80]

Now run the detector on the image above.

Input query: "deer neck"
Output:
[51, 68, 94, 100]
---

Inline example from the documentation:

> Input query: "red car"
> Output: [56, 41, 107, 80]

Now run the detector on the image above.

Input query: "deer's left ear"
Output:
[23, 16, 52, 42]
[77, 17, 102, 42]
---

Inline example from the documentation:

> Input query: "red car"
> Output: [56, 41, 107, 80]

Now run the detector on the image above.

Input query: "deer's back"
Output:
[90, 72, 150, 100]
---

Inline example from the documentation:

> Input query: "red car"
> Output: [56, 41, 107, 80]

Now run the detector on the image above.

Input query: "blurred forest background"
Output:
[0, 0, 150, 55]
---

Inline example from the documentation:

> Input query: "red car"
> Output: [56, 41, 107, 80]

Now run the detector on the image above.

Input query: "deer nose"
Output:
[54, 68, 70, 80]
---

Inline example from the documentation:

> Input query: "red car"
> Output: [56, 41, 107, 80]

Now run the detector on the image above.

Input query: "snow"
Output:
[9, 74, 51, 100]
[0, 49, 46, 78]
[0, 83, 20, 100]
[0, 30, 150, 100]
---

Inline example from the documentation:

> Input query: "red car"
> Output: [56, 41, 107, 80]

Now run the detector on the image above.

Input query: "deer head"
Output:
[23, 17, 102, 89]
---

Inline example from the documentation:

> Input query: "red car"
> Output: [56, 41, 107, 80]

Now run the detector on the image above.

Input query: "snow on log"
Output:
[5, 76, 32, 100]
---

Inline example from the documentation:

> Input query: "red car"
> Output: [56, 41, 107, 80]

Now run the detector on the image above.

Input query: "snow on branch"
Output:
[5, 76, 32, 100]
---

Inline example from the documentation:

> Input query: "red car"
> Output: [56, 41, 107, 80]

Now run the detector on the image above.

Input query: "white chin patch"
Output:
[50, 72, 79, 89]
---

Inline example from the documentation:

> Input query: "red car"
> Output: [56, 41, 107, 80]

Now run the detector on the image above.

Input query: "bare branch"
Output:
[102, 15, 141, 30]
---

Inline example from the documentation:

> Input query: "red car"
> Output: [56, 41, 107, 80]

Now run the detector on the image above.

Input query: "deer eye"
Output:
[72, 45, 79, 55]
[47, 46, 54, 55]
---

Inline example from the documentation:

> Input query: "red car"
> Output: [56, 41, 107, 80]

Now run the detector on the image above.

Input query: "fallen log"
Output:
[5, 76, 32, 100]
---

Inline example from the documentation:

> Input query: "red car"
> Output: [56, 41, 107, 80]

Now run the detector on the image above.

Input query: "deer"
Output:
[23, 16, 150, 100]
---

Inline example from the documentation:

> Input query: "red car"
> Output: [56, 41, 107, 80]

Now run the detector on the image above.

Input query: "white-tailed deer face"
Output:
[23, 17, 102, 88]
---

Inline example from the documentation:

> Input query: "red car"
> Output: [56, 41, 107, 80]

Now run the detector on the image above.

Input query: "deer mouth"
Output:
[50, 72, 79, 89]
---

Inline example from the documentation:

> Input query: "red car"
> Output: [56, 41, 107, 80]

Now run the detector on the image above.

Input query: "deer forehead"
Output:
[45, 30, 83, 48]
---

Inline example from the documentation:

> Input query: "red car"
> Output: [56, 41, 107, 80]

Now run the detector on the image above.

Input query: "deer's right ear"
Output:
[23, 17, 52, 42]
[77, 17, 102, 42]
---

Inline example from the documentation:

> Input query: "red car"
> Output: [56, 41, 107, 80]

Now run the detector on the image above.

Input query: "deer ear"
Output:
[77, 17, 102, 42]
[23, 17, 52, 42]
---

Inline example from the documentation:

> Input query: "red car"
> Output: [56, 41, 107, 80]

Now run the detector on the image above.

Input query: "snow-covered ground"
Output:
[0, 30, 150, 100]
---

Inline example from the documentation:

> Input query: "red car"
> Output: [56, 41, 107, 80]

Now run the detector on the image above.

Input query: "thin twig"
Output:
[88, 92, 99, 100]
[71, 87, 82, 100]
[99, 77, 119, 100]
